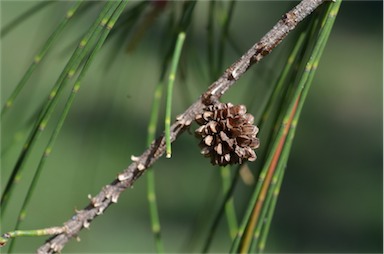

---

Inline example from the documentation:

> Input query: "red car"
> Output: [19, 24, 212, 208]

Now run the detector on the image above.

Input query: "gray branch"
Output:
[36, 0, 325, 253]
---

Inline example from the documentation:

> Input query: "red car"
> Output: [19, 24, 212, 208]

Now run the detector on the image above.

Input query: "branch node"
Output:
[50, 242, 61, 253]
[88, 194, 103, 208]
[176, 114, 193, 126]
[96, 204, 108, 215]
[130, 155, 140, 162]
[202, 93, 220, 107]
[111, 192, 119, 203]
[137, 163, 145, 171]
[83, 220, 90, 229]
[117, 172, 130, 181]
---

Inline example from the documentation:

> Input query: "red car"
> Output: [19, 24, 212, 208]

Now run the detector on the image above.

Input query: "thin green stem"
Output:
[146, 81, 165, 253]
[6, 2, 129, 252]
[253, 152, 287, 253]
[0, 226, 65, 248]
[144, 13, 175, 253]
[146, 169, 164, 253]
[0, 0, 118, 216]
[215, 31, 305, 254]
[255, 4, 341, 248]
[239, 91, 300, 254]
[165, 32, 186, 158]
[145, 2, 195, 250]
[147, 86, 164, 140]
[293, 1, 341, 128]
[1, 1, 56, 37]
[249, 96, 299, 253]
[207, 1, 216, 81]
[1, 1, 83, 117]
[258, 32, 307, 131]
[242, 31, 307, 252]
[217, 0, 236, 75]
[202, 166, 240, 253]
[221, 166, 238, 239]
[230, 2, 341, 252]
[228, 29, 309, 253]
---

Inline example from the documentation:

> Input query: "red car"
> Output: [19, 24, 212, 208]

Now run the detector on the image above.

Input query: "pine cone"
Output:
[195, 103, 260, 166]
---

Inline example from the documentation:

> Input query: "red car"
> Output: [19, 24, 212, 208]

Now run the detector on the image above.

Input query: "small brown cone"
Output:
[195, 103, 260, 166]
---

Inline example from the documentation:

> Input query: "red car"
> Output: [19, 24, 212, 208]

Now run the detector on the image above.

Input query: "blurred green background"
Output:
[1, 1, 382, 253]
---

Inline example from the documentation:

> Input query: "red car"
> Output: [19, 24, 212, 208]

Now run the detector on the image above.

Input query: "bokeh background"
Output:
[1, 1, 382, 253]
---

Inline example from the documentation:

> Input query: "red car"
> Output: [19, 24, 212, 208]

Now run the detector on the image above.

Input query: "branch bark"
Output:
[36, 0, 325, 252]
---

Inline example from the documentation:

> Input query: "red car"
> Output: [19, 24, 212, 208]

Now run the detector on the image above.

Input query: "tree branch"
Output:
[35, 0, 324, 253]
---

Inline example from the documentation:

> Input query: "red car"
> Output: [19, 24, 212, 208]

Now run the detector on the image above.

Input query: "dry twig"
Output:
[35, 0, 325, 252]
